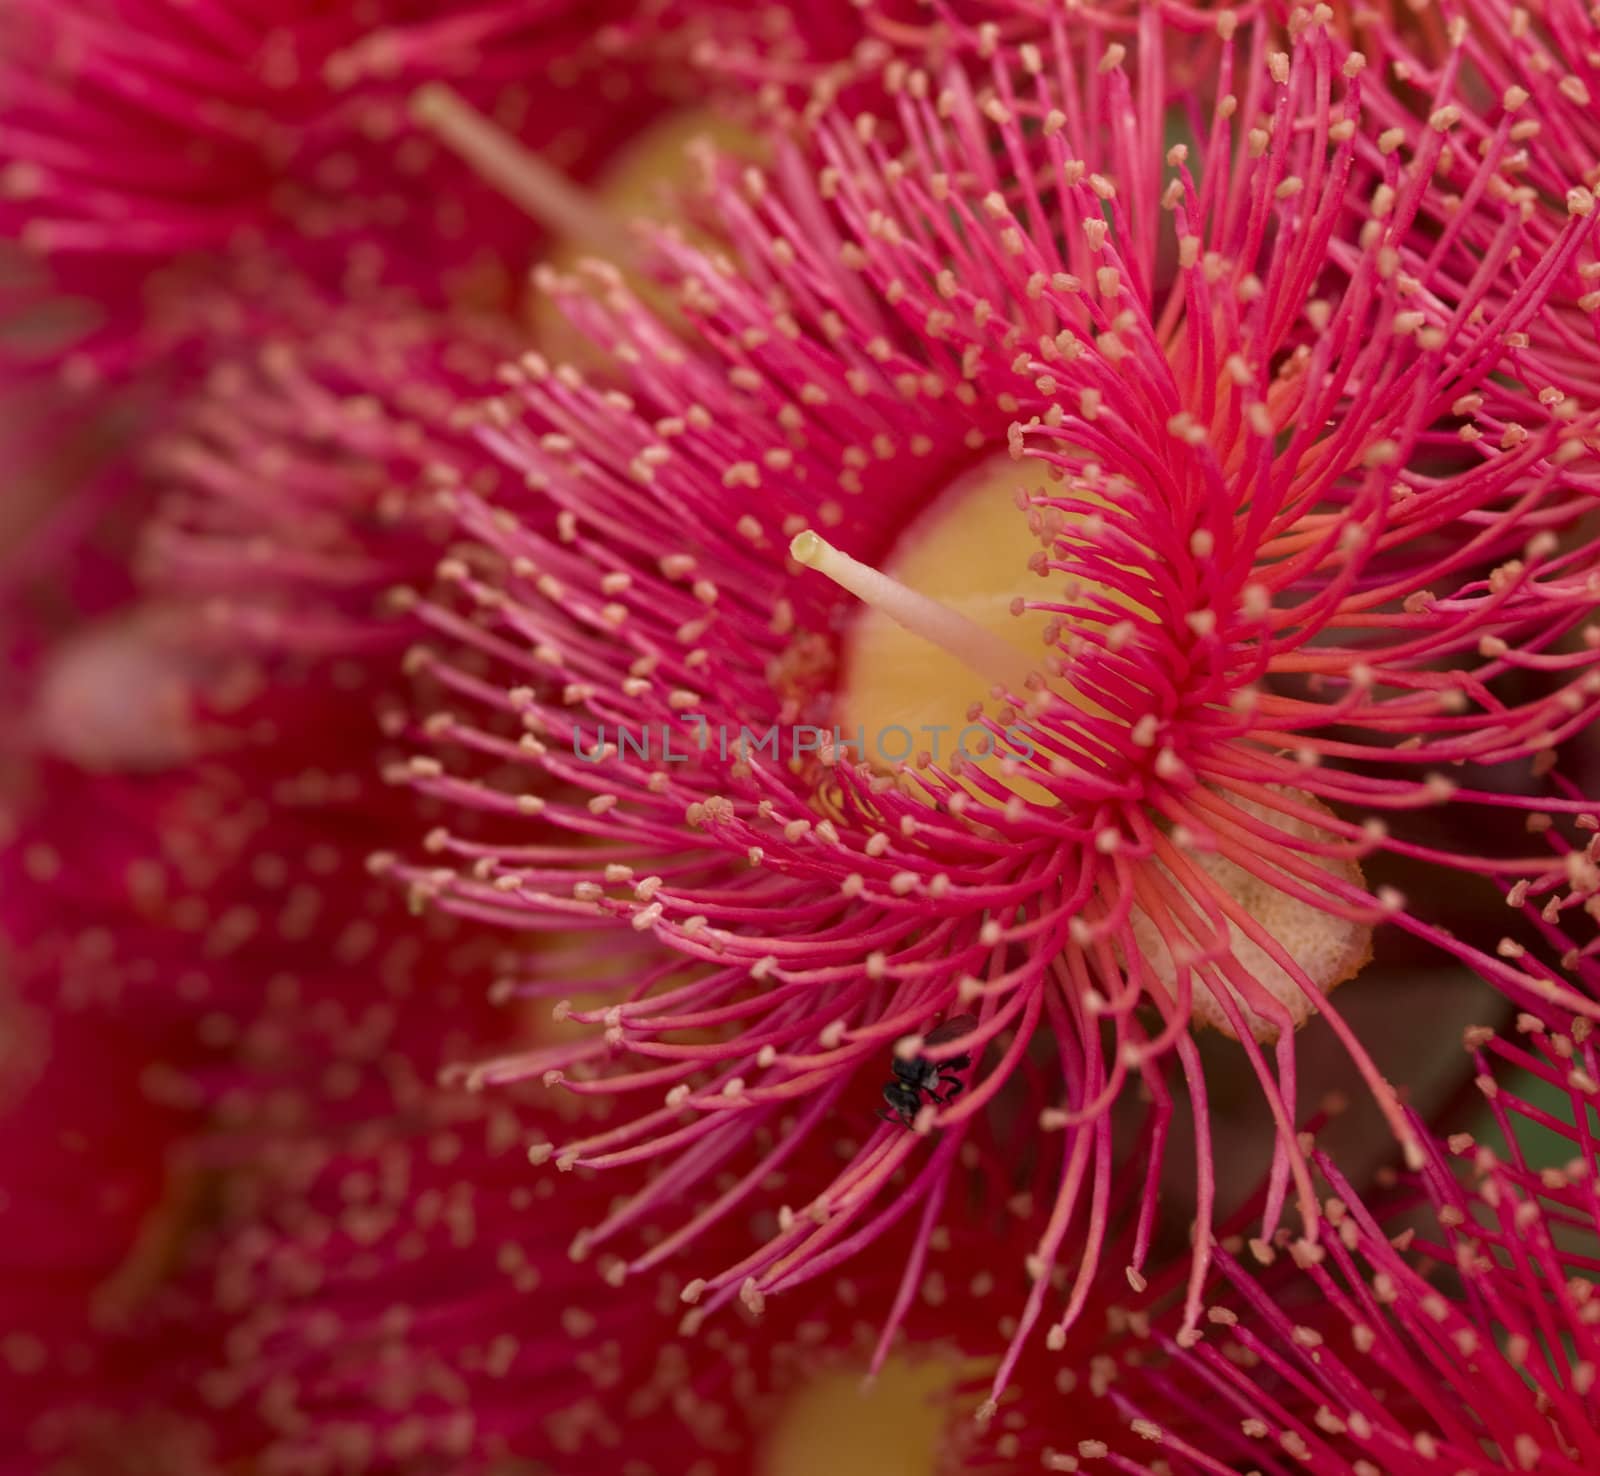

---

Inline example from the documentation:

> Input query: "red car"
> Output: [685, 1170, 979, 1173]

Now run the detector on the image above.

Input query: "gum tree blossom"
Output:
[0, 2, 619, 719]
[0, 1, 883, 681]
[0, 0, 649, 383]
[386, 4, 1600, 1409]
[0, 38, 786, 1438]
[0, 0, 888, 387]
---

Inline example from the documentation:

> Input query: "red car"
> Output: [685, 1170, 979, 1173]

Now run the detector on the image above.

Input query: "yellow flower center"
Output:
[761, 1356, 961, 1476]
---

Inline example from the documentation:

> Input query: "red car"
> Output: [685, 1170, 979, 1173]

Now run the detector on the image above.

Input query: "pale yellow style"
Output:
[831, 456, 1058, 784]
[532, 107, 765, 356]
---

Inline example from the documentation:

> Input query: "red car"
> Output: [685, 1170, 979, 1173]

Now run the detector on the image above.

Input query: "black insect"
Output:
[879, 1013, 978, 1128]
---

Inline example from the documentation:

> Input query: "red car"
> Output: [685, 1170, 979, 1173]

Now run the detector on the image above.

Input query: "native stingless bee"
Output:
[879, 1014, 977, 1127]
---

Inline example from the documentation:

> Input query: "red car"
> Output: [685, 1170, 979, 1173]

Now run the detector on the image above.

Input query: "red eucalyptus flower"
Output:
[0, 0, 896, 389]
[0, 1, 646, 381]
[0, 1, 889, 695]
[7, 4, 1600, 1472]
[381, 4, 1600, 1411]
